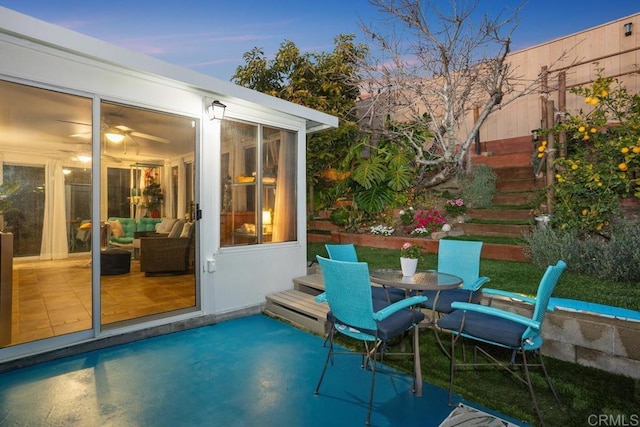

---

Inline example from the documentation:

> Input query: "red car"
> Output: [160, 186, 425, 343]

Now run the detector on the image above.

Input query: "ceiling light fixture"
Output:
[77, 155, 92, 163]
[105, 131, 125, 143]
[207, 100, 226, 121]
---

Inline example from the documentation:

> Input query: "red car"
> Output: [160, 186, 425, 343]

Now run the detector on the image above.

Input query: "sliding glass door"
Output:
[0, 79, 199, 350]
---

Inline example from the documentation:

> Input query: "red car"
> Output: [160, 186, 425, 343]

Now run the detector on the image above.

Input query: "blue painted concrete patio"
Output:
[0, 315, 524, 426]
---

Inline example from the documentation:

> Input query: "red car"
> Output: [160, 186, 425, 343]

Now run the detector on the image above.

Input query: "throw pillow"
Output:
[110, 220, 124, 238]
[180, 222, 192, 238]
[168, 220, 185, 238]
[156, 218, 177, 234]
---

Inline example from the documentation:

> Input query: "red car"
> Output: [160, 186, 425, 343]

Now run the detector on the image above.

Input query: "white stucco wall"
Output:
[0, 6, 335, 362]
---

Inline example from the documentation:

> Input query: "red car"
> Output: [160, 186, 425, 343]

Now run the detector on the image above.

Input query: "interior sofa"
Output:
[107, 217, 164, 249]
[139, 219, 194, 276]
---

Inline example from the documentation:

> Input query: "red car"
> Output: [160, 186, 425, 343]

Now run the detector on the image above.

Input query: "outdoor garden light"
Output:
[207, 100, 226, 120]
[531, 129, 539, 142]
[624, 22, 633, 36]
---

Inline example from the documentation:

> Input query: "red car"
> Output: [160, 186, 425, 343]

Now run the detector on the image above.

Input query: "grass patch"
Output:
[444, 234, 526, 245]
[308, 242, 640, 425]
[308, 243, 640, 312]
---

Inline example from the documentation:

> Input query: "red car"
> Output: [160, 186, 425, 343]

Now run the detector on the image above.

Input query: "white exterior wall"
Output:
[0, 7, 334, 361]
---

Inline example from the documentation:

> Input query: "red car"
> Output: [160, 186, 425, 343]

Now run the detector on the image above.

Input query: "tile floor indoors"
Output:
[9, 256, 195, 346]
[0, 314, 527, 426]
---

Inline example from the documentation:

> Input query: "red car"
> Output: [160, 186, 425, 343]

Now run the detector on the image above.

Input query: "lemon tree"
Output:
[551, 72, 640, 234]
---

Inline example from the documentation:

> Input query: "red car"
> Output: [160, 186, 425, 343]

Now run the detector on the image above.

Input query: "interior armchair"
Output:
[139, 220, 194, 276]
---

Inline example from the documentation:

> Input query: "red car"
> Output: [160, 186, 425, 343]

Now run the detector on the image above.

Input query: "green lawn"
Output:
[307, 243, 640, 311]
[306, 242, 640, 425]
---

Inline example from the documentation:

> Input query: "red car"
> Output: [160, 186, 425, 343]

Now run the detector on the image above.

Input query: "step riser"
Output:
[494, 167, 536, 180]
[459, 223, 532, 238]
[492, 193, 538, 206]
[496, 180, 543, 192]
[467, 209, 532, 221]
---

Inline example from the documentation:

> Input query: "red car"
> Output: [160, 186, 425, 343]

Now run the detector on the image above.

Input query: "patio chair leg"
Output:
[537, 350, 560, 403]
[366, 343, 378, 426]
[447, 332, 457, 406]
[521, 350, 546, 426]
[314, 328, 335, 395]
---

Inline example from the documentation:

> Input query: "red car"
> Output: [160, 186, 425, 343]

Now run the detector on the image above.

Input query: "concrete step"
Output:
[467, 208, 532, 222]
[458, 222, 532, 238]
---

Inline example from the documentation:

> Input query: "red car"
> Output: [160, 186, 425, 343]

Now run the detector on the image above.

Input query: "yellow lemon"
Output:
[538, 146, 545, 152]
[601, 90, 608, 97]
[581, 209, 588, 216]
[578, 126, 586, 132]
[633, 146, 640, 154]
[590, 98, 600, 105]
[537, 153, 544, 158]
[622, 147, 629, 154]
[596, 223, 603, 231]
[597, 182, 603, 187]
[590, 127, 597, 133]
[541, 140, 547, 146]
[555, 174, 561, 179]
[619, 162, 628, 171]
[583, 134, 590, 140]
[584, 97, 592, 104]
[571, 164, 578, 170]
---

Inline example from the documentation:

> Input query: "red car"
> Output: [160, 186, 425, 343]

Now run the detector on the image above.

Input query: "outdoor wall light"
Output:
[207, 100, 226, 121]
[105, 131, 125, 143]
[624, 22, 633, 37]
[531, 129, 540, 142]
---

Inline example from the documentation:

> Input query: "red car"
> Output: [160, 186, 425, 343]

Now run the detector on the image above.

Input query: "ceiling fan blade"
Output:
[57, 119, 91, 126]
[130, 131, 170, 144]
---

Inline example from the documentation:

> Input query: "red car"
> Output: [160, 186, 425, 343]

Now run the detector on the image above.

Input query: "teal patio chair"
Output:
[325, 243, 406, 303]
[421, 239, 490, 314]
[314, 256, 427, 426]
[437, 260, 567, 426]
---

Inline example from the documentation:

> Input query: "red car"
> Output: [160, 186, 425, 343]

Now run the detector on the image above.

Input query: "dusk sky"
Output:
[1, 1, 638, 81]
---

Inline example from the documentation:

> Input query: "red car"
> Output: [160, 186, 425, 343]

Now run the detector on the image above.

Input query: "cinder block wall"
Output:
[485, 297, 640, 380]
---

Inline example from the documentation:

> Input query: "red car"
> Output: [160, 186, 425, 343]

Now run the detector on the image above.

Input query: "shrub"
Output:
[524, 218, 640, 283]
[459, 164, 497, 208]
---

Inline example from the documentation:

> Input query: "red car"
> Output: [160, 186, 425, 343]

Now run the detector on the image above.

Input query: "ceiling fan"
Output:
[66, 119, 170, 145]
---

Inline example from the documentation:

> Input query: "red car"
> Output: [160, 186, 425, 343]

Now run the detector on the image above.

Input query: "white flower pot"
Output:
[400, 257, 418, 276]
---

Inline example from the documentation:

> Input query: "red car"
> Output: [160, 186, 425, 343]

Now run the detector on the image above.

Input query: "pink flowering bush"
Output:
[444, 198, 466, 216]
[413, 208, 445, 233]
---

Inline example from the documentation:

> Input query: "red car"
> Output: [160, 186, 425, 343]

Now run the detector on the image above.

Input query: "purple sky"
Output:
[1, 1, 637, 81]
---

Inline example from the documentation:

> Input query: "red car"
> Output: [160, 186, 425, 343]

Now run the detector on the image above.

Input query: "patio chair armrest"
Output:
[482, 288, 536, 305]
[450, 302, 540, 330]
[373, 295, 427, 321]
[464, 276, 490, 291]
[315, 293, 327, 303]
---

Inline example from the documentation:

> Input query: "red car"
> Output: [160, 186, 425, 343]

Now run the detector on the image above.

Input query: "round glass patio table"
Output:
[369, 269, 462, 291]
[368, 268, 462, 398]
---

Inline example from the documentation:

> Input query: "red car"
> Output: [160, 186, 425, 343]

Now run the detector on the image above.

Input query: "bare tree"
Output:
[359, 0, 541, 187]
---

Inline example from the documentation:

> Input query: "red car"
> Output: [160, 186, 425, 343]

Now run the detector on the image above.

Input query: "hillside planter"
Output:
[329, 231, 528, 262]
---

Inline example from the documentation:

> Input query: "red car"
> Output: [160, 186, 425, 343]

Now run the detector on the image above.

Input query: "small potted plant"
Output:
[400, 242, 421, 276]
